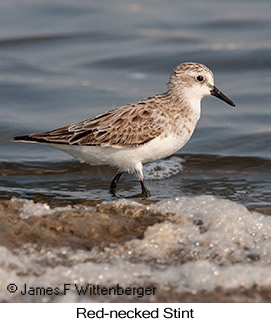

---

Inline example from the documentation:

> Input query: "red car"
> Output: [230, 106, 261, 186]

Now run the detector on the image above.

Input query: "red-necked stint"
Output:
[14, 62, 235, 197]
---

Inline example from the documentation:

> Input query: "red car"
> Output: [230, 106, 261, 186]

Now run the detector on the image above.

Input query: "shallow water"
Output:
[0, 0, 271, 302]
[1, 154, 271, 210]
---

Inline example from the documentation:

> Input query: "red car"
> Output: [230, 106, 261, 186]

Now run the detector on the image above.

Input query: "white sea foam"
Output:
[144, 156, 184, 180]
[1, 195, 271, 302]
[11, 198, 72, 219]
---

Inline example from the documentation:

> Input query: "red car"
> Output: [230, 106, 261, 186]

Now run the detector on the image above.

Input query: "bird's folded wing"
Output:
[28, 104, 165, 148]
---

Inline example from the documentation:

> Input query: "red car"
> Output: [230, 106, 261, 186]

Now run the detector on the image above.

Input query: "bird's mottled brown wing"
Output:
[28, 101, 165, 147]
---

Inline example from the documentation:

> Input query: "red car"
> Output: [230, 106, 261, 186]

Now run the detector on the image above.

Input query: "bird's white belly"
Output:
[47, 130, 193, 173]
[133, 132, 190, 164]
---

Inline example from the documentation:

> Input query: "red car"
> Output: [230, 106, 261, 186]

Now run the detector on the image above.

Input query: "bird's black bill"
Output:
[211, 86, 235, 107]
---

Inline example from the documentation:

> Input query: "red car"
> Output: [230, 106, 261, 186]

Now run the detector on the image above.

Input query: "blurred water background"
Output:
[0, 0, 271, 208]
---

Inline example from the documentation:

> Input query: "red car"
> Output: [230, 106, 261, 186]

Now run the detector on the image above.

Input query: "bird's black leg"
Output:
[135, 165, 151, 198]
[110, 171, 123, 195]
[140, 180, 151, 197]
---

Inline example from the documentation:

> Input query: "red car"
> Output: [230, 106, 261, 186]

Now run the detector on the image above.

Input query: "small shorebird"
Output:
[14, 62, 235, 197]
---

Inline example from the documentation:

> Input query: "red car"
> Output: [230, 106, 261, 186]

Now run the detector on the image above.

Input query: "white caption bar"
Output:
[1, 303, 268, 323]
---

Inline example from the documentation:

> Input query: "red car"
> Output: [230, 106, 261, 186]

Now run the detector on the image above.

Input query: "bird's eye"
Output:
[196, 75, 204, 82]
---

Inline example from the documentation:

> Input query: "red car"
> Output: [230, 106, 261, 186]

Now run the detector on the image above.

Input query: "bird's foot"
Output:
[109, 188, 117, 198]
[140, 181, 151, 198]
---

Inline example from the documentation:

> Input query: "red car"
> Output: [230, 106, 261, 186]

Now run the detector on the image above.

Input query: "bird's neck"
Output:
[165, 89, 202, 121]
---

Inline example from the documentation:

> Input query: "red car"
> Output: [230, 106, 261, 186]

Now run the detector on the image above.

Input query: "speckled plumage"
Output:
[14, 62, 235, 197]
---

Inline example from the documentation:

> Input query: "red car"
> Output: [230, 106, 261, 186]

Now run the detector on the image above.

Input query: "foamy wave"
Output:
[127, 196, 271, 266]
[11, 198, 72, 219]
[143, 156, 184, 180]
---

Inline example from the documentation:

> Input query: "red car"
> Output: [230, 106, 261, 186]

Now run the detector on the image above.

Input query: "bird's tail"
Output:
[14, 135, 30, 141]
[13, 135, 38, 143]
